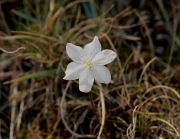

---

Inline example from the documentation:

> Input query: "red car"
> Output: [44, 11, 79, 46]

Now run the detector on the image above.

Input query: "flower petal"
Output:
[84, 36, 101, 58]
[79, 68, 94, 92]
[63, 62, 85, 80]
[66, 43, 84, 62]
[92, 65, 111, 84]
[92, 50, 116, 65]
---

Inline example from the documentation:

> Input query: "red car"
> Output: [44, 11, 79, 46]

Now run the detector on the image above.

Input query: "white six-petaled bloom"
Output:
[63, 36, 117, 92]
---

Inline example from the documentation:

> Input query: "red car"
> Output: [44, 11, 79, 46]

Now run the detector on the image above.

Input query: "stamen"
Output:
[85, 60, 93, 68]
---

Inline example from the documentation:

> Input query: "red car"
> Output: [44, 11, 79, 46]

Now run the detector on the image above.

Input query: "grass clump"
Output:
[0, 0, 180, 138]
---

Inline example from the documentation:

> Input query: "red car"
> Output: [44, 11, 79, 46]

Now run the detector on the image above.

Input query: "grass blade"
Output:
[11, 9, 42, 25]
[3, 69, 62, 84]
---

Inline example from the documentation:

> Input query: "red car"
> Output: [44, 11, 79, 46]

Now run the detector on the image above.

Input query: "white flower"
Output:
[63, 36, 117, 92]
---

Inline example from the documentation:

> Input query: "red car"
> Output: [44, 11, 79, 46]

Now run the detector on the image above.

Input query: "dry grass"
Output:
[0, 0, 180, 139]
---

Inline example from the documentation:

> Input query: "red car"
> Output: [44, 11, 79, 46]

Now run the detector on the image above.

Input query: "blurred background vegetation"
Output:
[0, 0, 180, 138]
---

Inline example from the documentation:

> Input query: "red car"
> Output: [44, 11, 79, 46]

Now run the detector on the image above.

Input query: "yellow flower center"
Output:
[85, 60, 93, 68]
